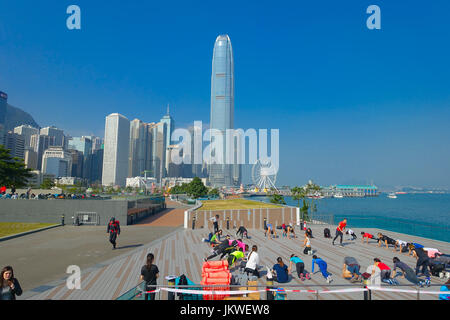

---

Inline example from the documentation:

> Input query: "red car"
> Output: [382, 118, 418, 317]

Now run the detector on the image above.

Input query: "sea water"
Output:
[249, 193, 450, 242]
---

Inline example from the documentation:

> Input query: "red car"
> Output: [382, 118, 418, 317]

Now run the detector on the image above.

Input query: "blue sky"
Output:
[1, 0, 449, 188]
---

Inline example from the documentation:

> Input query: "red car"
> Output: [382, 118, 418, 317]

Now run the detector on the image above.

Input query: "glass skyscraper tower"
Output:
[208, 35, 240, 187]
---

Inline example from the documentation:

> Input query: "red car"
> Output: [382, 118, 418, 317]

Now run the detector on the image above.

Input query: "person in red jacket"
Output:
[107, 217, 121, 249]
[332, 218, 347, 246]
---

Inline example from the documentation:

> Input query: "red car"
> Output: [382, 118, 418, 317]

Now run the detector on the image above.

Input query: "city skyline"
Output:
[1, 1, 450, 188]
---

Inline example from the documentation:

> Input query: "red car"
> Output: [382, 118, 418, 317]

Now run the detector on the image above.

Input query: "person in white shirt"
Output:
[394, 239, 408, 253]
[244, 245, 260, 278]
[346, 229, 357, 240]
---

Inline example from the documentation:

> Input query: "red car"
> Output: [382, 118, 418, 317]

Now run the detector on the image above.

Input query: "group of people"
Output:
[0, 185, 35, 200]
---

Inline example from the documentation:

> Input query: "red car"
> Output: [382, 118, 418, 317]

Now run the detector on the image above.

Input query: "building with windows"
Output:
[40, 126, 66, 148]
[14, 125, 39, 149]
[5, 131, 25, 159]
[208, 35, 240, 187]
[42, 146, 72, 178]
[102, 113, 130, 186]
[0, 91, 7, 146]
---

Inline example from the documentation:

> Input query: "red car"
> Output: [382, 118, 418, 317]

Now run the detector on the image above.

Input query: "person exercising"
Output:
[107, 217, 121, 249]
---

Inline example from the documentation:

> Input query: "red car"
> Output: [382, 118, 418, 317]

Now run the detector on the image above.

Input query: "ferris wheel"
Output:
[252, 159, 278, 191]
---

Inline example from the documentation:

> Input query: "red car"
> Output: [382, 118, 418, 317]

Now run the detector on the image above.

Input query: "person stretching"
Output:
[332, 218, 347, 246]
[412, 248, 431, 286]
[312, 255, 332, 283]
[391, 257, 424, 287]
[204, 235, 232, 261]
[272, 257, 289, 283]
[236, 226, 249, 239]
[303, 232, 312, 255]
[377, 233, 396, 250]
[343, 257, 362, 282]
[372, 258, 396, 285]
[288, 254, 310, 281]
[227, 247, 246, 269]
[346, 229, 357, 240]
[361, 232, 374, 244]
[394, 239, 408, 253]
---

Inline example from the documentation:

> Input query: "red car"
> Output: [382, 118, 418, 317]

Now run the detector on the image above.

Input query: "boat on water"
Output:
[388, 193, 397, 199]
[334, 193, 344, 199]
[395, 192, 407, 194]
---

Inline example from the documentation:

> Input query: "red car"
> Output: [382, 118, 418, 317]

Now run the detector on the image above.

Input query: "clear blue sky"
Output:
[1, 0, 449, 188]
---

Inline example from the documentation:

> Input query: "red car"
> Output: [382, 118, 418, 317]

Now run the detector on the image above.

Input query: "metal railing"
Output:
[116, 282, 449, 301]
[73, 212, 100, 225]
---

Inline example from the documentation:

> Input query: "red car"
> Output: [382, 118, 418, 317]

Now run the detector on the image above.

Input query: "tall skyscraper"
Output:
[0, 91, 7, 146]
[208, 34, 240, 187]
[68, 136, 92, 156]
[150, 122, 166, 182]
[160, 105, 174, 176]
[5, 131, 25, 159]
[42, 146, 72, 178]
[102, 113, 130, 187]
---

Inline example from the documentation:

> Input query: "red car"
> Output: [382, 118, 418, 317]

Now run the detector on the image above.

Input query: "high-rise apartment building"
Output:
[40, 126, 66, 148]
[0, 91, 7, 146]
[14, 125, 39, 148]
[102, 113, 130, 187]
[5, 131, 25, 159]
[42, 146, 72, 178]
[160, 105, 174, 175]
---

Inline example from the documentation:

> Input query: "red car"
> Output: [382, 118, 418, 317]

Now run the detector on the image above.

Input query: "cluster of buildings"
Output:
[0, 34, 242, 190]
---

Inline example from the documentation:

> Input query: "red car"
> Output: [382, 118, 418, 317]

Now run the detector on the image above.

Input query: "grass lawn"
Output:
[0, 222, 57, 238]
[198, 198, 282, 211]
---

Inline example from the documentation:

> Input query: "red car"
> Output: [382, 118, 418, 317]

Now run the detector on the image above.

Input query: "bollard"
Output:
[226, 217, 230, 230]
[192, 216, 196, 230]
[363, 285, 371, 300]
[266, 278, 274, 300]
[168, 278, 176, 300]
[61, 215, 65, 226]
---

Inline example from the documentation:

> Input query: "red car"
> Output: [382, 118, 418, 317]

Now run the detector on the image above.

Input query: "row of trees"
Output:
[169, 177, 220, 199]
[269, 181, 322, 221]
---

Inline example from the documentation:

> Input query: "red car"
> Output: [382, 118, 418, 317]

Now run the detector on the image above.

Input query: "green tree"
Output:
[270, 193, 286, 205]
[291, 182, 322, 222]
[187, 177, 208, 199]
[208, 188, 220, 198]
[41, 178, 55, 190]
[0, 145, 33, 188]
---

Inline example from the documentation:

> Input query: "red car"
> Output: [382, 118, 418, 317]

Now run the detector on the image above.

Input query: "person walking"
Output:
[288, 254, 310, 280]
[140, 253, 159, 300]
[312, 255, 332, 283]
[107, 217, 121, 249]
[0, 266, 22, 300]
[391, 257, 424, 287]
[332, 218, 347, 246]
[244, 245, 260, 278]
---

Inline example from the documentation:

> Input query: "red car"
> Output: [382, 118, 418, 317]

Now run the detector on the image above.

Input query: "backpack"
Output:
[431, 264, 445, 276]
[324, 228, 331, 238]
[177, 274, 188, 299]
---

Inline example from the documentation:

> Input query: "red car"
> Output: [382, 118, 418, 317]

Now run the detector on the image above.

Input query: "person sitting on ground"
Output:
[394, 239, 409, 253]
[236, 226, 249, 239]
[361, 232, 375, 244]
[439, 279, 450, 301]
[343, 257, 362, 282]
[303, 232, 312, 255]
[202, 229, 222, 246]
[391, 257, 424, 287]
[244, 245, 260, 278]
[288, 254, 310, 280]
[312, 255, 333, 283]
[377, 233, 397, 250]
[346, 229, 357, 240]
[372, 258, 397, 285]
[272, 257, 289, 283]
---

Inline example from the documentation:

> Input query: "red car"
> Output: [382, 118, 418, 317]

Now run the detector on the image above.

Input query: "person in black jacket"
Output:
[204, 235, 235, 261]
[0, 266, 22, 300]
[107, 217, 121, 249]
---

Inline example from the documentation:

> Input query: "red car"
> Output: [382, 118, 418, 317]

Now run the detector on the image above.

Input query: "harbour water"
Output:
[247, 193, 450, 242]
